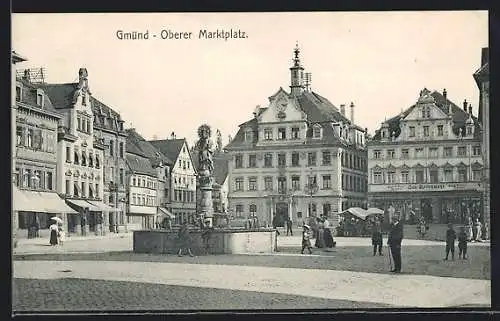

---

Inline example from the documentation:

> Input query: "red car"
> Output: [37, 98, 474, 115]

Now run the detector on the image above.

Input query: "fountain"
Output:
[133, 124, 277, 255]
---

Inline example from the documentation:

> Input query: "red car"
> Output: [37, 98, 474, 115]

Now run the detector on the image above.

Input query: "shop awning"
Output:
[12, 185, 39, 212]
[340, 207, 368, 220]
[158, 207, 175, 219]
[87, 200, 121, 212]
[66, 199, 101, 211]
[37, 192, 78, 214]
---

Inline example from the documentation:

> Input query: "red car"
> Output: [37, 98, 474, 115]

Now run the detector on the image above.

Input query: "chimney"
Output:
[468, 104, 473, 116]
[170, 131, 176, 140]
[481, 47, 489, 66]
[443, 88, 447, 100]
[340, 104, 345, 116]
[23, 69, 30, 82]
[463, 99, 468, 112]
[350, 102, 355, 123]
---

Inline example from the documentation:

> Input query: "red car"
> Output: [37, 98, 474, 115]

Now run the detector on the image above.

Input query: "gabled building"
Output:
[224, 45, 368, 228]
[367, 88, 483, 225]
[150, 135, 197, 224]
[13, 61, 77, 239]
[42, 68, 111, 236]
[473, 47, 489, 237]
[91, 97, 128, 233]
[126, 128, 173, 229]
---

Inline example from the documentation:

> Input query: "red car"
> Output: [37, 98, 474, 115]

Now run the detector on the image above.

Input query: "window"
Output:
[118, 142, 124, 158]
[23, 169, 31, 188]
[458, 168, 467, 182]
[95, 156, 100, 168]
[81, 152, 87, 166]
[322, 175, 331, 189]
[110, 140, 114, 156]
[473, 169, 482, 181]
[457, 146, 466, 156]
[46, 172, 53, 190]
[278, 128, 286, 140]
[27, 128, 33, 148]
[313, 126, 321, 138]
[245, 130, 253, 142]
[264, 177, 273, 191]
[65, 179, 71, 195]
[423, 126, 429, 137]
[292, 152, 300, 166]
[444, 147, 453, 157]
[373, 150, 381, 159]
[466, 127, 472, 135]
[422, 107, 427, 118]
[429, 147, 438, 158]
[132, 177, 136, 186]
[373, 172, 382, 184]
[82, 119, 86, 133]
[81, 182, 86, 197]
[95, 184, 99, 198]
[415, 170, 424, 183]
[74, 151, 80, 164]
[307, 152, 316, 166]
[322, 151, 331, 165]
[120, 169, 124, 185]
[277, 177, 287, 193]
[235, 205, 244, 218]
[429, 168, 439, 183]
[323, 203, 331, 216]
[278, 153, 286, 167]
[444, 169, 453, 182]
[110, 167, 114, 183]
[473, 145, 481, 156]
[415, 148, 424, 158]
[16, 86, 21, 102]
[248, 154, 257, 168]
[16, 126, 24, 146]
[437, 125, 444, 136]
[65, 147, 71, 162]
[250, 204, 257, 217]
[307, 175, 317, 188]
[235, 155, 243, 168]
[235, 178, 244, 191]
[401, 171, 409, 183]
[292, 176, 300, 190]
[264, 128, 273, 140]
[88, 154, 93, 167]
[387, 171, 396, 183]
[77, 117, 81, 131]
[264, 153, 273, 167]
[291, 127, 300, 139]
[248, 177, 257, 191]
[409, 126, 415, 137]
[401, 149, 409, 159]
[387, 149, 395, 159]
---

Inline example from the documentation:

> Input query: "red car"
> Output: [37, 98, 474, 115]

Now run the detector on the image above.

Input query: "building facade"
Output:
[474, 47, 489, 237]
[92, 98, 128, 233]
[225, 45, 368, 228]
[367, 88, 483, 225]
[150, 137, 197, 224]
[43, 68, 110, 236]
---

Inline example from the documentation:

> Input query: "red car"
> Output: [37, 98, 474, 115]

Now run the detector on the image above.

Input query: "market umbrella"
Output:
[340, 207, 368, 220]
[50, 216, 63, 224]
[366, 207, 384, 216]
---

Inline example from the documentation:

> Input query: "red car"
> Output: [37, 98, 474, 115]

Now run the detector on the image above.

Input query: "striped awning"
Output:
[66, 199, 101, 211]
[87, 200, 121, 212]
[158, 207, 175, 219]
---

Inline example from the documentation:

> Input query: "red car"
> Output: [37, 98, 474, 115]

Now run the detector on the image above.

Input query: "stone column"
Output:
[198, 170, 213, 226]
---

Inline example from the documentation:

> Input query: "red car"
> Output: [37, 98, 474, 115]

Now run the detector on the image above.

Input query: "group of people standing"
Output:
[48, 222, 65, 246]
[300, 215, 336, 254]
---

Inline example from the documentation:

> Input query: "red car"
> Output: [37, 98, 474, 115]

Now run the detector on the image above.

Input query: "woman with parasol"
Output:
[49, 217, 62, 246]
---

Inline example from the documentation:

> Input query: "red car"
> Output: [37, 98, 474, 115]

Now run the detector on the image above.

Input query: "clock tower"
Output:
[290, 42, 305, 96]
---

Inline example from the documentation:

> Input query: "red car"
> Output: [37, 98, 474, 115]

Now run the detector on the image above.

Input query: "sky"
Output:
[12, 11, 488, 147]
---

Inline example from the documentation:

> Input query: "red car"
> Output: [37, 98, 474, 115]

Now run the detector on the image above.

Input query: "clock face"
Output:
[276, 97, 287, 112]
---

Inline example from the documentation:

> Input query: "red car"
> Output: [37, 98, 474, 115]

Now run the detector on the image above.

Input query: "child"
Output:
[444, 223, 456, 260]
[458, 226, 468, 259]
[57, 224, 65, 246]
[371, 220, 383, 256]
[301, 225, 313, 254]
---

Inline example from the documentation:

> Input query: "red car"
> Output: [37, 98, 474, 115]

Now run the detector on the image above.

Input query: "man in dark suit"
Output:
[388, 216, 403, 273]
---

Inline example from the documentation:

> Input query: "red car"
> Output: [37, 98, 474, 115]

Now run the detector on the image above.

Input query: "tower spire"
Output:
[290, 42, 305, 96]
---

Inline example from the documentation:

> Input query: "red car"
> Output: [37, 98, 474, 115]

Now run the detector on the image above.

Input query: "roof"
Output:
[42, 83, 78, 109]
[12, 51, 27, 63]
[213, 155, 229, 185]
[91, 97, 125, 132]
[371, 89, 481, 141]
[125, 153, 157, 177]
[16, 78, 58, 114]
[149, 138, 187, 164]
[225, 90, 363, 150]
[125, 129, 173, 166]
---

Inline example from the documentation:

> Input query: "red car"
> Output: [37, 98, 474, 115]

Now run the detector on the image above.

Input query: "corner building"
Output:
[225, 45, 368, 227]
[367, 88, 483, 225]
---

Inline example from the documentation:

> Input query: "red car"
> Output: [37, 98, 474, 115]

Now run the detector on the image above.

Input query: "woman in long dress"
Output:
[49, 223, 59, 246]
[323, 217, 336, 248]
[315, 218, 325, 248]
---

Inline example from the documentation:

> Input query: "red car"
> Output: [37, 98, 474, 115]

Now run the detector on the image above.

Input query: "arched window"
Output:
[74, 151, 80, 165]
[81, 152, 87, 166]
[88, 154, 93, 167]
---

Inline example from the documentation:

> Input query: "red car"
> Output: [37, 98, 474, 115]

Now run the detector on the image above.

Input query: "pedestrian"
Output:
[177, 222, 194, 257]
[49, 222, 59, 246]
[458, 226, 468, 260]
[272, 215, 280, 236]
[474, 218, 482, 242]
[286, 218, 293, 236]
[323, 216, 336, 249]
[301, 224, 313, 254]
[315, 217, 325, 248]
[387, 216, 403, 273]
[371, 220, 383, 256]
[57, 223, 65, 246]
[444, 223, 456, 260]
[466, 216, 473, 241]
[201, 219, 213, 255]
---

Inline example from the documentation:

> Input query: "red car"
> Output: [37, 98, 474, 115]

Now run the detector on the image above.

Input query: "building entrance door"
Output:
[275, 202, 288, 227]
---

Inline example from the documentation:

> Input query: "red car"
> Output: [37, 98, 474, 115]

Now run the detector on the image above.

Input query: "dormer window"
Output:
[16, 85, 22, 102]
[36, 89, 44, 107]
[313, 125, 322, 139]
[245, 129, 254, 142]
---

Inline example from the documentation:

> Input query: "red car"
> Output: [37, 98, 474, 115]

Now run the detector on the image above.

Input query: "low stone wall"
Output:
[133, 228, 277, 255]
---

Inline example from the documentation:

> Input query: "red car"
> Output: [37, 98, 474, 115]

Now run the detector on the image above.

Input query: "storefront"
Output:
[368, 182, 483, 225]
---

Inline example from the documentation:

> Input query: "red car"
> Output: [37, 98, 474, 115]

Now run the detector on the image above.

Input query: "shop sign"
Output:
[370, 182, 482, 193]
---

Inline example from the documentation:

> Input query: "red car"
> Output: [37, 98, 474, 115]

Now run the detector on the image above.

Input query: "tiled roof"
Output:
[225, 90, 361, 150]
[91, 97, 124, 132]
[42, 83, 78, 109]
[125, 129, 173, 166]
[17, 78, 57, 113]
[371, 89, 481, 141]
[125, 153, 157, 176]
[213, 155, 229, 185]
[149, 138, 187, 164]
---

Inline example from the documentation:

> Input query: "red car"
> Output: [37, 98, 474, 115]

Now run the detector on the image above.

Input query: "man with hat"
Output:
[301, 224, 313, 254]
[387, 215, 403, 273]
